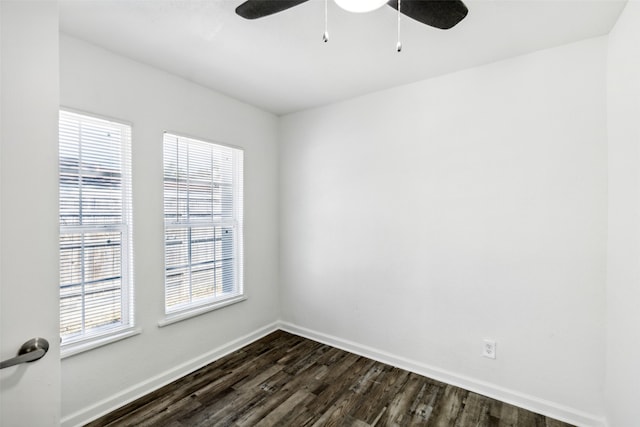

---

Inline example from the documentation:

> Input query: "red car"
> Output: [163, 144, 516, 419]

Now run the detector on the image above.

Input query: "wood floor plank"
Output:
[262, 390, 317, 426]
[283, 343, 332, 376]
[310, 390, 362, 427]
[383, 372, 429, 426]
[517, 407, 546, 427]
[350, 362, 387, 395]
[253, 390, 314, 427]
[418, 383, 467, 427]
[89, 331, 303, 427]
[497, 401, 520, 427]
[454, 392, 493, 427]
[285, 406, 318, 426]
[406, 380, 441, 426]
[306, 356, 376, 416]
[86, 331, 576, 427]
[350, 366, 411, 425]
[234, 364, 284, 392]
[135, 398, 201, 427]
[234, 369, 317, 426]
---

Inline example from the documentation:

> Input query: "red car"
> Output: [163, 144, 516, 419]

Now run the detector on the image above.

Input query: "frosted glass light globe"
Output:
[334, 0, 389, 13]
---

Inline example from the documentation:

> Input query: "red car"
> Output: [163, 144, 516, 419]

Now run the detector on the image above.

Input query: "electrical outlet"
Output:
[482, 339, 496, 359]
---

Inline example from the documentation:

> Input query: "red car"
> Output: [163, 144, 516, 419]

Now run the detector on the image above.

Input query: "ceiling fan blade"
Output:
[387, 0, 468, 30]
[236, 0, 310, 20]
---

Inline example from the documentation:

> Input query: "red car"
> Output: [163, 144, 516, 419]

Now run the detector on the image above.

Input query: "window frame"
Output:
[161, 132, 245, 325]
[58, 108, 137, 356]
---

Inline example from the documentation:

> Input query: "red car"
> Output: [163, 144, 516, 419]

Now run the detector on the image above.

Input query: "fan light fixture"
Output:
[334, 0, 388, 13]
[235, 0, 469, 52]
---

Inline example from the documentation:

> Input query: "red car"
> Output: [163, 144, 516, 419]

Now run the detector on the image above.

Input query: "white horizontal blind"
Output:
[163, 133, 243, 314]
[59, 110, 133, 344]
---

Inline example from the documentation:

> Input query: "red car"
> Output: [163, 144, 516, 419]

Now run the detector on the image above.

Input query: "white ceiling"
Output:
[59, 0, 626, 115]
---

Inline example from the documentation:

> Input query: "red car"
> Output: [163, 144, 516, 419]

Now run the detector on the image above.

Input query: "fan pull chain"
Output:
[396, 0, 402, 52]
[322, 0, 329, 42]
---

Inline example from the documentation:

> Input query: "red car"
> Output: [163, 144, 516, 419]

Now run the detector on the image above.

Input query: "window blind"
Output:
[59, 110, 133, 344]
[163, 133, 243, 314]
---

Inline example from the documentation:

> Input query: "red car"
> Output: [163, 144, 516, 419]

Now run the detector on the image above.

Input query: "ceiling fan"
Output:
[235, 0, 468, 31]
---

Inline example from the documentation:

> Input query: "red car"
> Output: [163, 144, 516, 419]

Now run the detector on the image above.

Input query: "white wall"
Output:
[59, 35, 280, 425]
[280, 37, 608, 425]
[57, 13, 640, 425]
[605, 2, 640, 426]
[0, 2, 61, 426]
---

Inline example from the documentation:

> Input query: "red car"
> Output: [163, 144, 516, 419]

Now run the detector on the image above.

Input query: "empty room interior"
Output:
[1, 0, 640, 426]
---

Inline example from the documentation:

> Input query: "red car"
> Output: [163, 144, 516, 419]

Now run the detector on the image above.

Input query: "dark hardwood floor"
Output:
[87, 330, 574, 427]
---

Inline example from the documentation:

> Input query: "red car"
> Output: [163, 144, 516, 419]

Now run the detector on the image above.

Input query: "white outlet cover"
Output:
[483, 339, 496, 359]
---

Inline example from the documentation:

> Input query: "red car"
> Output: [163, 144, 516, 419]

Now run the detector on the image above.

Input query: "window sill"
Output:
[61, 327, 142, 359]
[158, 295, 247, 328]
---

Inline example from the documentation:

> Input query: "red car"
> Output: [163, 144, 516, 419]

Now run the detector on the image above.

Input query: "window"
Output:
[59, 110, 134, 346]
[163, 133, 244, 317]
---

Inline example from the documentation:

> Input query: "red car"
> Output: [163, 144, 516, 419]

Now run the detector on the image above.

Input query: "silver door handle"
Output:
[0, 338, 49, 369]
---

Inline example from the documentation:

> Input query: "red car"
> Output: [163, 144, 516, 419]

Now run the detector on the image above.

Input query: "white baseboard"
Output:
[61, 321, 280, 427]
[279, 321, 607, 427]
[61, 320, 607, 427]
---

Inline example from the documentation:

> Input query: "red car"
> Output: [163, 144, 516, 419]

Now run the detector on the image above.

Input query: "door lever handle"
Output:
[0, 338, 49, 369]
